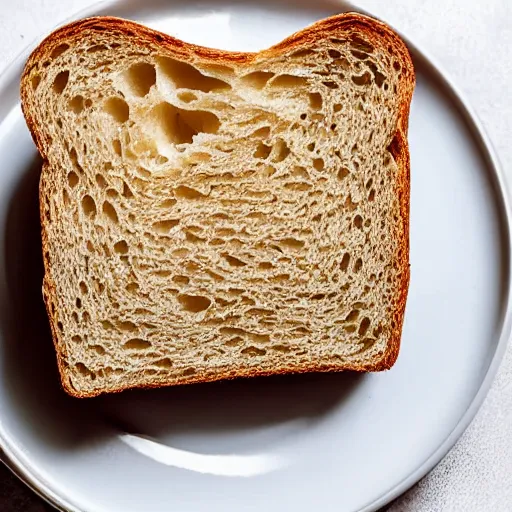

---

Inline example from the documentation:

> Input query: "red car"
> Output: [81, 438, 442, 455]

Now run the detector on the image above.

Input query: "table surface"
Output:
[0, 1, 511, 511]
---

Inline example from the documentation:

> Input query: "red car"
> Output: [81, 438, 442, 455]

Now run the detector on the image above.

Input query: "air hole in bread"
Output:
[220, 327, 247, 337]
[31, 74, 41, 90]
[334, 58, 351, 70]
[354, 258, 363, 272]
[158, 56, 231, 92]
[354, 214, 363, 229]
[272, 139, 290, 162]
[182, 367, 196, 376]
[172, 275, 190, 285]
[159, 198, 177, 209]
[241, 71, 275, 89]
[125, 62, 156, 97]
[106, 188, 119, 199]
[284, 182, 312, 192]
[333, 103, 342, 112]
[256, 261, 273, 271]
[71, 334, 82, 343]
[322, 81, 339, 89]
[185, 231, 205, 243]
[50, 43, 70, 60]
[241, 346, 266, 356]
[153, 219, 180, 233]
[273, 344, 292, 353]
[201, 63, 235, 76]
[84, 241, 94, 254]
[102, 200, 118, 224]
[67, 171, 79, 188]
[188, 152, 212, 164]
[124, 338, 152, 350]
[254, 141, 272, 159]
[351, 36, 374, 53]
[177, 91, 197, 103]
[154, 358, 173, 369]
[345, 309, 360, 322]
[367, 62, 386, 88]
[308, 92, 322, 110]
[117, 319, 137, 331]
[326, 49, 341, 59]
[95, 174, 107, 188]
[223, 336, 243, 347]
[78, 281, 88, 295]
[178, 294, 211, 313]
[313, 158, 324, 171]
[174, 185, 206, 200]
[87, 44, 108, 53]
[68, 95, 84, 113]
[289, 48, 316, 58]
[351, 71, 372, 86]
[359, 317, 371, 336]
[112, 139, 122, 156]
[368, 189, 376, 202]
[278, 238, 305, 251]
[269, 272, 289, 283]
[81, 194, 96, 217]
[103, 97, 130, 123]
[122, 182, 134, 198]
[345, 194, 357, 211]
[351, 50, 369, 60]
[252, 126, 271, 138]
[150, 102, 220, 145]
[340, 253, 350, 271]
[222, 253, 247, 267]
[393, 60, 402, 72]
[125, 281, 139, 293]
[383, 83, 389, 91]
[344, 324, 357, 333]
[307, 142, 315, 152]
[270, 74, 308, 88]
[171, 249, 189, 259]
[53, 70, 69, 94]
[114, 240, 129, 254]
[75, 363, 95, 379]
[290, 166, 309, 179]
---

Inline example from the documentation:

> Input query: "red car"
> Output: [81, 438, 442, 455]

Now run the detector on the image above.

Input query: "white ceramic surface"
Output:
[0, 1, 509, 511]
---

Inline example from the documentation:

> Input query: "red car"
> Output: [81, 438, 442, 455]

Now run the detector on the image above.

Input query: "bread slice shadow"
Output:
[100, 370, 364, 447]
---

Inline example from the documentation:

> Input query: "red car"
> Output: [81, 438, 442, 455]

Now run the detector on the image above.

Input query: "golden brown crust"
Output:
[21, 13, 415, 397]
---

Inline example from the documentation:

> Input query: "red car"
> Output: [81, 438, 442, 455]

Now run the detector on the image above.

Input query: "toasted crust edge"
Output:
[21, 13, 415, 397]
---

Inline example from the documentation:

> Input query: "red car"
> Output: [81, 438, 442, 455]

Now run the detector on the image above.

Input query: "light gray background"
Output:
[0, 1, 511, 511]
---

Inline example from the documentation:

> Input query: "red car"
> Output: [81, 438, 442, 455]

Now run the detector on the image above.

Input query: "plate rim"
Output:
[0, 2, 510, 511]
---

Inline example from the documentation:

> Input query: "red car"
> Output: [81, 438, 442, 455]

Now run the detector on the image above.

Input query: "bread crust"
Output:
[20, 13, 415, 397]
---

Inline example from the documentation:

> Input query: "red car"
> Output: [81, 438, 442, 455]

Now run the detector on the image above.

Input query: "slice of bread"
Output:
[20, 14, 414, 397]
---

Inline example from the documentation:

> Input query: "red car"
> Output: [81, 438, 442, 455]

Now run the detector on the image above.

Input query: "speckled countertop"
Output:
[0, 1, 511, 511]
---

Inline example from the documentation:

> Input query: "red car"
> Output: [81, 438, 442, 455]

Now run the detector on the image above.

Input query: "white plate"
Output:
[0, 1, 510, 511]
